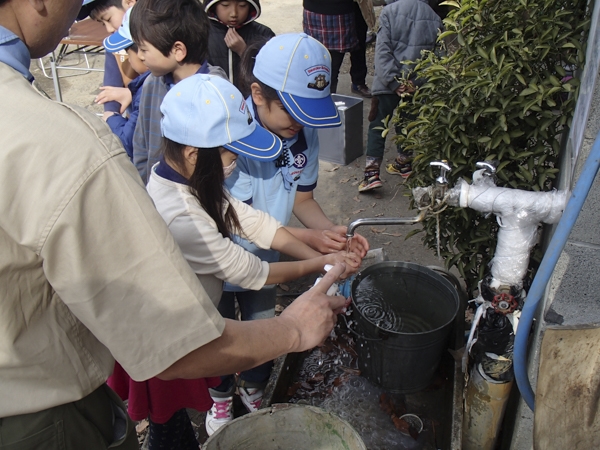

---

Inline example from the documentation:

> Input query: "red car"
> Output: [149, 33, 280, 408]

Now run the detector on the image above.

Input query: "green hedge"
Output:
[395, 0, 591, 294]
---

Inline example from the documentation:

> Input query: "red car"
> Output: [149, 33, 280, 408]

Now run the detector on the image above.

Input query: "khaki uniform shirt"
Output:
[0, 63, 225, 417]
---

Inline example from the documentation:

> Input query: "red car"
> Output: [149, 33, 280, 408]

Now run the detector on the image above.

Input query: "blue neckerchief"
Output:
[164, 60, 210, 89]
[155, 157, 189, 185]
[0, 26, 33, 82]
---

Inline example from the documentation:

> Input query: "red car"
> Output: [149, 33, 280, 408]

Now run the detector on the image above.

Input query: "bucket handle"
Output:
[340, 314, 383, 341]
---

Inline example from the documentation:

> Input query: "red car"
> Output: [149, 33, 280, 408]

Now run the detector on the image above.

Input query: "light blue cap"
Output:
[161, 74, 283, 161]
[253, 33, 341, 128]
[103, 7, 134, 53]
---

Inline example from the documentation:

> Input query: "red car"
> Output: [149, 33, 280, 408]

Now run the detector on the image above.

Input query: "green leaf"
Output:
[519, 87, 538, 96]
[439, 0, 460, 8]
[476, 46, 489, 60]
[405, 229, 423, 240]
[490, 46, 498, 65]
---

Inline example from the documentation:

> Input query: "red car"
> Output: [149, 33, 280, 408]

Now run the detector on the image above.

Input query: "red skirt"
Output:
[108, 362, 221, 424]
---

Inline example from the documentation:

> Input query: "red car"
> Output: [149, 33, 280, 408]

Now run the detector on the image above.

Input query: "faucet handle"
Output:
[475, 160, 497, 176]
[430, 160, 451, 185]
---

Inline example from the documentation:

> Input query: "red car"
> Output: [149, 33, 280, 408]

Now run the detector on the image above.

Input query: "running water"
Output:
[345, 236, 352, 254]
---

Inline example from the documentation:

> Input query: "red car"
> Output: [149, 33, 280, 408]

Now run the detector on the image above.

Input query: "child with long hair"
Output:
[108, 73, 361, 448]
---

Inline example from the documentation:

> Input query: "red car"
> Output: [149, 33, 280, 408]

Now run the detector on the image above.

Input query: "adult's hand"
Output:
[279, 263, 347, 352]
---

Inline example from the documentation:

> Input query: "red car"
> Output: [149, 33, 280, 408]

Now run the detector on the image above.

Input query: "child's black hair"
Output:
[239, 39, 278, 101]
[161, 139, 241, 239]
[89, 0, 126, 21]
[125, 43, 138, 53]
[129, 0, 210, 65]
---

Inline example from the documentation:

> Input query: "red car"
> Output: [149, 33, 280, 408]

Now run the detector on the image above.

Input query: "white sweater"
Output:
[147, 166, 282, 306]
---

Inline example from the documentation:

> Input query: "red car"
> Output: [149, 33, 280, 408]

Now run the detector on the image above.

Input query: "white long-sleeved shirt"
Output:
[147, 164, 283, 305]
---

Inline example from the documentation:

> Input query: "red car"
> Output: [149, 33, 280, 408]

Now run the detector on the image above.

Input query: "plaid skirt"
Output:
[303, 9, 359, 53]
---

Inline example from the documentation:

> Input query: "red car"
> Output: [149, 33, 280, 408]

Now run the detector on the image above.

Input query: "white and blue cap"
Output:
[161, 74, 283, 161]
[103, 7, 134, 53]
[253, 33, 341, 128]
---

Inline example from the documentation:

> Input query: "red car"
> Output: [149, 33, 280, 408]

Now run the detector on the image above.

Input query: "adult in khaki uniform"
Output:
[0, 0, 347, 448]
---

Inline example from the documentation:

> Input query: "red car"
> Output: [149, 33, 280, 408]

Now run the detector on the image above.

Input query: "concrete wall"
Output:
[509, 0, 600, 447]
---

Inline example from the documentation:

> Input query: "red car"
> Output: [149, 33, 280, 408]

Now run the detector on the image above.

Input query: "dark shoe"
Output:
[351, 84, 372, 98]
[358, 174, 383, 192]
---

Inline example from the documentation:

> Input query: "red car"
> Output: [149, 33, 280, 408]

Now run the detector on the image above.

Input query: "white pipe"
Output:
[447, 171, 567, 288]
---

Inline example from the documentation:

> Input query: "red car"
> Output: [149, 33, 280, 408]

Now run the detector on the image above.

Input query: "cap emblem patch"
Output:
[308, 74, 329, 91]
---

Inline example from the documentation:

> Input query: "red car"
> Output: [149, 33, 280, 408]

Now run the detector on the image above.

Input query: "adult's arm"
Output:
[157, 264, 347, 379]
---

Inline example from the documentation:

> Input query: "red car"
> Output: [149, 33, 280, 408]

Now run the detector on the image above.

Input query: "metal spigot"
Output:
[476, 160, 498, 177]
[430, 160, 451, 185]
[346, 211, 426, 239]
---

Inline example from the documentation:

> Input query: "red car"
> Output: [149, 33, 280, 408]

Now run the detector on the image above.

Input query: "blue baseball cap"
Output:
[161, 75, 283, 161]
[253, 33, 341, 128]
[103, 7, 134, 53]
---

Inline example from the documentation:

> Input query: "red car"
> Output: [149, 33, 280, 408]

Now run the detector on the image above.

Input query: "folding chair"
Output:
[39, 19, 110, 102]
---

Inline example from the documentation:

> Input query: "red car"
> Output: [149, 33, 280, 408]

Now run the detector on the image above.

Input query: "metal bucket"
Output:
[202, 404, 366, 449]
[350, 262, 459, 393]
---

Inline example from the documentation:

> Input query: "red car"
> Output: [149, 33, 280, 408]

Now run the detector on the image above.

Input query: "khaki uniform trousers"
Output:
[0, 384, 138, 450]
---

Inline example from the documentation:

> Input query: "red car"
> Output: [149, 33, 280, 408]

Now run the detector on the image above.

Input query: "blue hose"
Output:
[514, 130, 600, 411]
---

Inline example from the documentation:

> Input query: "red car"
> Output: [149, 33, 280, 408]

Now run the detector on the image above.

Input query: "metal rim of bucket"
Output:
[202, 403, 367, 449]
[351, 261, 460, 336]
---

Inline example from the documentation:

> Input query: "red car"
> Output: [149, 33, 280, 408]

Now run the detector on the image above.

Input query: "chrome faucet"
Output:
[346, 161, 451, 239]
[346, 210, 427, 239]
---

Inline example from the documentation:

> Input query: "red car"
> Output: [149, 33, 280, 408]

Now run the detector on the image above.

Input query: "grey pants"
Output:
[0, 384, 138, 450]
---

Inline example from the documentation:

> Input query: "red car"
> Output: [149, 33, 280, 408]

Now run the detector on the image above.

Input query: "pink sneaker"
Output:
[239, 387, 263, 413]
[205, 395, 233, 436]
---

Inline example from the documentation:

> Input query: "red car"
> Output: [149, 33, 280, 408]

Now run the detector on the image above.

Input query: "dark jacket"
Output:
[106, 71, 151, 160]
[204, 0, 275, 88]
[372, 0, 442, 95]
